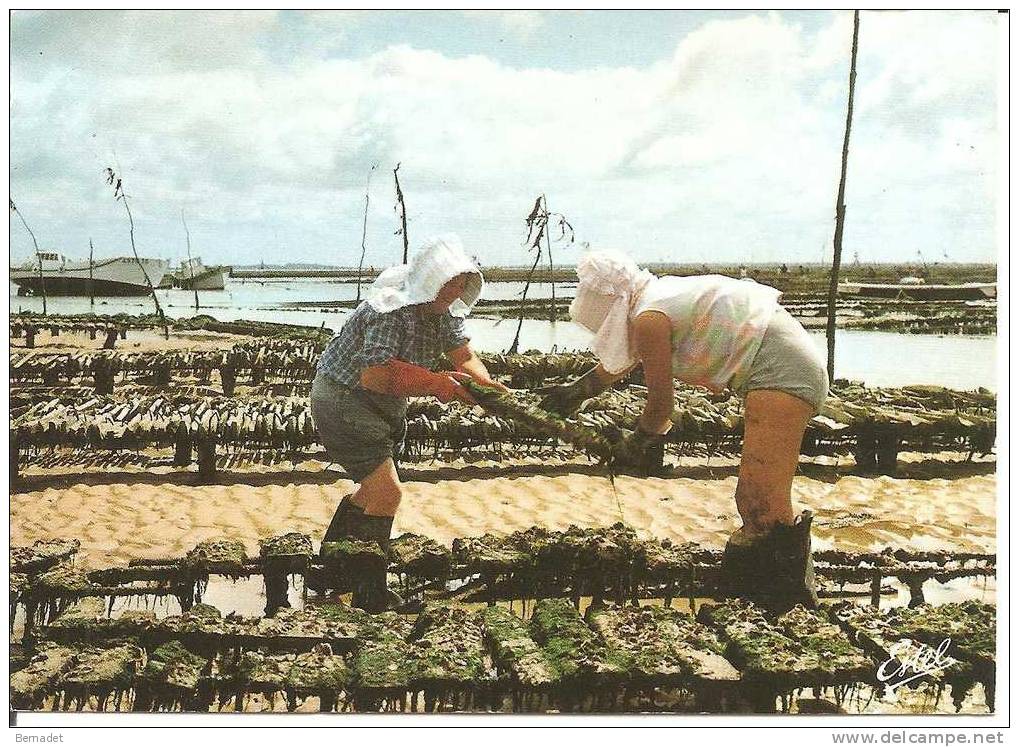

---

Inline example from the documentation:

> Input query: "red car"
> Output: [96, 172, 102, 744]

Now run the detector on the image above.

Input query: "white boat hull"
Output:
[10, 257, 170, 296]
[838, 281, 996, 301]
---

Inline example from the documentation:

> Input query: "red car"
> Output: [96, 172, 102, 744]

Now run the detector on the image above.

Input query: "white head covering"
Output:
[569, 251, 656, 374]
[366, 234, 484, 318]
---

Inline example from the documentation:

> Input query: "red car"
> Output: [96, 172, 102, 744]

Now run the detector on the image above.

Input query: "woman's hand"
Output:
[471, 375, 511, 393]
[442, 370, 478, 405]
[447, 344, 509, 395]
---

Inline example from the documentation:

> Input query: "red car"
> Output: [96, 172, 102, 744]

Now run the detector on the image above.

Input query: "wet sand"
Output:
[10, 456, 996, 567]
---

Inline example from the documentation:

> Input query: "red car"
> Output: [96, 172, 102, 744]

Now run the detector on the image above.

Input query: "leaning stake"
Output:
[826, 10, 860, 382]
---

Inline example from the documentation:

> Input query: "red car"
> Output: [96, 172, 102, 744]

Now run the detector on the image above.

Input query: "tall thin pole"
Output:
[394, 162, 409, 263]
[89, 238, 95, 309]
[105, 169, 164, 321]
[181, 209, 199, 310]
[826, 10, 860, 383]
[10, 200, 47, 315]
[542, 194, 557, 323]
[356, 164, 377, 304]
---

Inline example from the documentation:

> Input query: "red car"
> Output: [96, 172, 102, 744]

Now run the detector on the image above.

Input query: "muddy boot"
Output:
[720, 510, 818, 614]
[349, 513, 405, 614]
[319, 494, 361, 550]
[319, 498, 404, 613]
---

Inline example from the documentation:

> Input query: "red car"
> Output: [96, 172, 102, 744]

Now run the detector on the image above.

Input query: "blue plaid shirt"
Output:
[316, 302, 470, 389]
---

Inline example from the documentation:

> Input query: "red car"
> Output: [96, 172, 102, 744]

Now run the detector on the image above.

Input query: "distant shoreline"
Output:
[230, 262, 997, 293]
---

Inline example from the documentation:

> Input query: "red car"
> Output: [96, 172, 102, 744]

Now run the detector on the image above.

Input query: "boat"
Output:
[10, 252, 170, 296]
[160, 257, 229, 291]
[838, 278, 996, 301]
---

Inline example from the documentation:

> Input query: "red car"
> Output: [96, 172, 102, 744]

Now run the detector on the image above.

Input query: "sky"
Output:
[8, 10, 1004, 268]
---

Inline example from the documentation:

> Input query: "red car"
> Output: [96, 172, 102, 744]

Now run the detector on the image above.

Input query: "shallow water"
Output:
[11, 280, 998, 391]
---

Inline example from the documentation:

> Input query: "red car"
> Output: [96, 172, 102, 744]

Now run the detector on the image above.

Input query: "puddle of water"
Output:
[190, 573, 306, 618]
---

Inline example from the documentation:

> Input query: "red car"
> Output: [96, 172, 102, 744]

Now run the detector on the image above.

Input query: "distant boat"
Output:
[838, 278, 996, 301]
[10, 252, 170, 296]
[160, 256, 229, 291]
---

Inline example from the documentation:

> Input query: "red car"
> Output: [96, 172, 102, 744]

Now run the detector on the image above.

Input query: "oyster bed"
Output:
[10, 529, 997, 713]
[11, 344, 995, 479]
[10, 590, 996, 714]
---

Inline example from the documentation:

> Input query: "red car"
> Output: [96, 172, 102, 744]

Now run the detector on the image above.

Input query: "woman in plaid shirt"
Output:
[310, 235, 506, 611]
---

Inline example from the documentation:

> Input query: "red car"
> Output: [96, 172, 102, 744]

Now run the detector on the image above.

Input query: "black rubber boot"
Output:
[318, 496, 404, 613]
[720, 510, 818, 615]
[348, 513, 404, 613]
[320, 493, 362, 549]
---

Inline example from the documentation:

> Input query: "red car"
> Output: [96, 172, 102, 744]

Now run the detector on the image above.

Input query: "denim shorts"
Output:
[736, 307, 830, 414]
[310, 373, 408, 482]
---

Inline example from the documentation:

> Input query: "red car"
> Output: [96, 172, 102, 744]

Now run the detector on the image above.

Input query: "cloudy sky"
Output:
[9, 10, 1003, 268]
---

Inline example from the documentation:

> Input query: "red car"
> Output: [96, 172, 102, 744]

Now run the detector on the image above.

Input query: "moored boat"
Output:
[160, 256, 229, 291]
[10, 252, 170, 296]
[838, 279, 996, 301]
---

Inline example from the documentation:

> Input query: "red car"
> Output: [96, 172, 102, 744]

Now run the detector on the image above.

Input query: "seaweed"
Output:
[640, 538, 699, 580]
[251, 606, 361, 652]
[587, 604, 738, 686]
[259, 532, 313, 560]
[288, 643, 351, 693]
[409, 604, 489, 690]
[142, 640, 209, 691]
[55, 643, 144, 710]
[390, 533, 452, 579]
[452, 532, 531, 575]
[482, 606, 558, 689]
[34, 563, 99, 596]
[45, 596, 155, 644]
[883, 602, 995, 666]
[530, 598, 628, 685]
[464, 380, 613, 460]
[11, 539, 81, 574]
[353, 638, 417, 692]
[699, 600, 872, 689]
[776, 605, 874, 682]
[153, 602, 249, 643]
[223, 650, 293, 691]
[830, 602, 969, 691]
[351, 611, 418, 700]
[183, 539, 248, 576]
[10, 642, 78, 710]
[319, 538, 387, 568]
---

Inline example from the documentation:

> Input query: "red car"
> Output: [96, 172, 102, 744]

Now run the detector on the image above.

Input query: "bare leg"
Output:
[350, 458, 403, 517]
[735, 389, 814, 538]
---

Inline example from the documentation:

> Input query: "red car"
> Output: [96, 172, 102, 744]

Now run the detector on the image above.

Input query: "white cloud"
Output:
[9, 10, 1003, 267]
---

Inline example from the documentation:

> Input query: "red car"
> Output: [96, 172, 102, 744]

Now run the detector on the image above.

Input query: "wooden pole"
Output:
[356, 164, 376, 304]
[542, 195, 557, 323]
[508, 249, 543, 354]
[106, 168, 164, 322]
[181, 209, 199, 310]
[394, 163, 409, 263]
[10, 200, 47, 315]
[88, 238, 95, 309]
[826, 10, 860, 383]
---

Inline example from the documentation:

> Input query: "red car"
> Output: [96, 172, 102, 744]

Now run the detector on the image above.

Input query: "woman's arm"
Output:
[448, 344, 510, 392]
[632, 310, 675, 435]
[360, 359, 475, 404]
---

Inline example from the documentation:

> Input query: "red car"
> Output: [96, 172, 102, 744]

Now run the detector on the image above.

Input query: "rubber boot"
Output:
[720, 510, 818, 614]
[318, 495, 404, 612]
[319, 493, 361, 549]
[348, 513, 404, 613]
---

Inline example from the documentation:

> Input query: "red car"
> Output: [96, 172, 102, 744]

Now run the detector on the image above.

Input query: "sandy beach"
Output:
[10, 455, 996, 568]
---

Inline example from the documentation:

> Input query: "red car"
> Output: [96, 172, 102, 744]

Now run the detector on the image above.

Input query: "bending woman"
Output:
[310, 235, 506, 611]
[539, 251, 829, 612]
